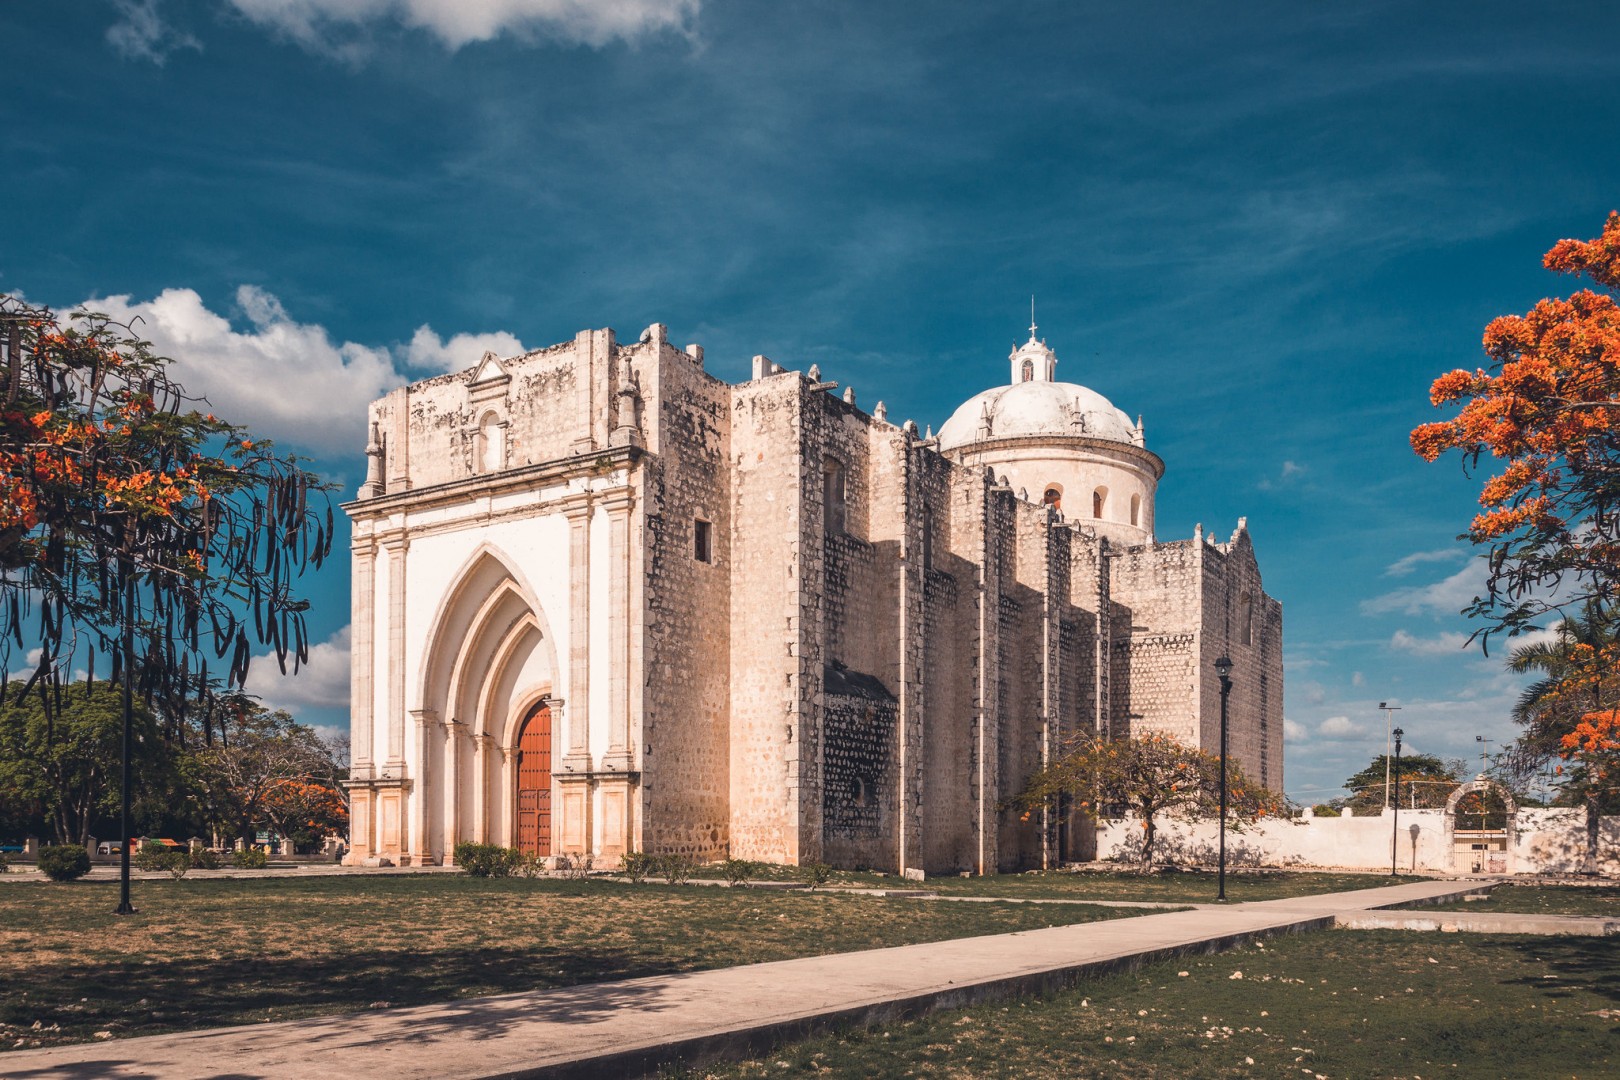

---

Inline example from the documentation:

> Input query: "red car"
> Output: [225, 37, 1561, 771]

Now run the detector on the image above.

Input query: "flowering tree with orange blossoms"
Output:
[1415, 214, 1620, 867]
[0, 295, 332, 734]
[1014, 731, 1284, 872]
[1412, 211, 1620, 641]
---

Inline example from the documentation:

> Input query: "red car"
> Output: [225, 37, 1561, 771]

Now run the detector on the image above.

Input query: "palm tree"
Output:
[1505, 598, 1620, 871]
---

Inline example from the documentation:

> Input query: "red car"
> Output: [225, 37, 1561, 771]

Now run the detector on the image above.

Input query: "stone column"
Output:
[443, 718, 466, 859]
[561, 499, 592, 772]
[498, 745, 517, 847]
[472, 733, 492, 843]
[601, 489, 635, 771]
[383, 534, 408, 771]
[350, 536, 377, 775]
[407, 707, 436, 865]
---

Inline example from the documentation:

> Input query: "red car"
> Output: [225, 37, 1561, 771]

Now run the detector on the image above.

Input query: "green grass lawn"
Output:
[1418, 883, 1620, 918]
[800, 867, 1410, 903]
[0, 875, 1158, 1051]
[702, 930, 1620, 1079]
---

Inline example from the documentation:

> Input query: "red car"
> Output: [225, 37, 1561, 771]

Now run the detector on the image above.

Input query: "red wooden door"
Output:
[515, 701, 552, 856]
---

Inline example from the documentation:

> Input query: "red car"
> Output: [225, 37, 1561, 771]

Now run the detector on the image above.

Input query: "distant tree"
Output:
[0, 294, 332, 734]
[0, 682, 173, 843]
[189, 701, 345, 849]
[1503, 600, 1620, 870]
[1341, 753, 1463, 814]
[1015, 732, 1285, 872]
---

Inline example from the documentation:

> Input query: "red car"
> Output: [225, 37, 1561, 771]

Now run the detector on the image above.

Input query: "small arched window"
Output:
[1240, 593, 1253, 646]
[1129, 493, 1141, 527]
[1092, 487, 1107, 519]
[1021, 359, 1034, 382]
[823, 456, 846, 535]
[1043, 487, 1062, 511]
[478, 411, 505, 474]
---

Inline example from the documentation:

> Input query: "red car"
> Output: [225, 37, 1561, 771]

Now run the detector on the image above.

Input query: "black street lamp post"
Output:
[1215, 655, 1233, 902]
[1390, 727, 1404, 878]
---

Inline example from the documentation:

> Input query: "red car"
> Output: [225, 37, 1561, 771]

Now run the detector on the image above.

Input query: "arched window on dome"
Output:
[1129, 494, 1141, 527]
[1021, 358, 1034, 383]
[1043, 486, 1062, 512]
[1092, 486, 1107, 519]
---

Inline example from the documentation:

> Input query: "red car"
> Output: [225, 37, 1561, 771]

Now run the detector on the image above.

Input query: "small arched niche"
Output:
[1092, 486, 1108, 520]
[1129, 493, 1141, 527]
[1042, 484, 1063, 512]
[477, 410, 506, 474]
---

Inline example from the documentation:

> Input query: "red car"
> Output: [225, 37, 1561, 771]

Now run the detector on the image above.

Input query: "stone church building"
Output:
[342, 320, 1283, 874]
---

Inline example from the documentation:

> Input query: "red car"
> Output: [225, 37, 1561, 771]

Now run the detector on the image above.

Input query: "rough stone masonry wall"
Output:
[637, 342, 732, 858]
[812, 389, 901, 869]
[920, 455, 978, 873]
[726, 373, 806, 862]
[1198, 528, 1284, 793]
[1108, 539, 1202, 747]
[995, 498, 1049, 870]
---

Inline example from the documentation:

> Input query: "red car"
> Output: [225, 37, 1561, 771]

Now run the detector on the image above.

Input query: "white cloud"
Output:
[244, 625, 351, 711]
[1257, 459, 1305, 491]
[226, 0, 699, 52]
[405, 325, 527, 373]
[1384, 547, 1466, 577]
[84, 286, 404, 454]
[1351, 670, 1366, 687]
[106, 0, 201, 65]
[1318, 715, 1365, 739]
[1389, 629, 1473, 656]
[1283, 717, 1308, 740]
[1360, 562, 1485, 617]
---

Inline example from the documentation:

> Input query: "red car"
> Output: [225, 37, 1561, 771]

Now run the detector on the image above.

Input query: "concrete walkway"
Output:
[0, 878, 1488, 1080]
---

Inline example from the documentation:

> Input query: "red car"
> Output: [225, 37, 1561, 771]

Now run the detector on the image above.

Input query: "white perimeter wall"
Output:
[1095, 808, 1620, 876]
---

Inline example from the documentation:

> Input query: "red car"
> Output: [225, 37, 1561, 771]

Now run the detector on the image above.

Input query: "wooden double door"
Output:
[515, 701, 551, 856]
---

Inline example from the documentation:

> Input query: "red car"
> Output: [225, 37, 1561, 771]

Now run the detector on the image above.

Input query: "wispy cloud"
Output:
[106, 0, 201, 65]
[1385, 547, 1467, 577]
[1257, 459, 1305, 491]
[1390, 629, 1472, 656]
[1361, 562, 1484, 617]
[1319, 715, 1365, 739]
[1283, 717, 1309, 741]
[226, 0, 700, 54]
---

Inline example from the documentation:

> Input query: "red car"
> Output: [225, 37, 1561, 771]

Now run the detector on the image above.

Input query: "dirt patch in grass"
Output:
[0, 875, 1157, 1051]
[704, 930, 1620, 1079]
[1417, 883, 1620, 918]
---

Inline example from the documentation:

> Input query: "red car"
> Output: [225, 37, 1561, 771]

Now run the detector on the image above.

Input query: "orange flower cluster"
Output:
[1563, 709, 1620, 758]
[1412, 212, 1620, 550]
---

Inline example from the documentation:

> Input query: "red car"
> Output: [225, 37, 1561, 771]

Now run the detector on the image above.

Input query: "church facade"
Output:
[342, 321, 1282, 873]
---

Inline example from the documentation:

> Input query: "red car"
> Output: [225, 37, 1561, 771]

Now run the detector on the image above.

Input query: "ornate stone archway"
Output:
[1444, 777, 1518, 874]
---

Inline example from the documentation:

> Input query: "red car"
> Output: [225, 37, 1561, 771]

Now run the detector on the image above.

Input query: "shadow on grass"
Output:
[1501, 935, 1620, 1007]
[2, 943, 682, 1053]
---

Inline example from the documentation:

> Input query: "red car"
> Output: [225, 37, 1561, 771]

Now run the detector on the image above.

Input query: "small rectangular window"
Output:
[694, 518, 712, 563]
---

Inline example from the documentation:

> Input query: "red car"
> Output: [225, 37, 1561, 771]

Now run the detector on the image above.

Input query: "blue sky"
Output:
[4, 0, 1619, 803]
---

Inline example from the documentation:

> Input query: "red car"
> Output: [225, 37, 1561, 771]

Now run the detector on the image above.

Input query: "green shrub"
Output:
[558, 852, 594, 880]
[720, 858, 758, 886]
[454, 842, 521, 878]
[135, 846, 172, 872]
[189, 848, 222, 870]
[621, 849, 654, 883]
[0, 851, 11, 873]
[1311, 804, 1342, 818]
[515, 851, 547, 879]
[38, 844, 91, 881]
[658, 852, 695, 885]
[802, 862, 833, 889]
[232, 847, 269, 870]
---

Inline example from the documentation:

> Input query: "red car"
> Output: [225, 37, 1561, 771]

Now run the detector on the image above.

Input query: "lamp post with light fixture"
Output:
[1215, 655, 1233, 901]
[1391, 727, 1404, 877]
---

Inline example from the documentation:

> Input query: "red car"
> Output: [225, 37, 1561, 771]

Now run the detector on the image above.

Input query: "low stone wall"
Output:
[1094, 808, 1620, 875]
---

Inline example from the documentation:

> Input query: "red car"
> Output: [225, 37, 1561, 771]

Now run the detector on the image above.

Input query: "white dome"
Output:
[938, 380, 1138, 451]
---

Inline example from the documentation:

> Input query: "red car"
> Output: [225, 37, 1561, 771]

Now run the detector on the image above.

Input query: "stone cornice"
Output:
[343, 445, 645, 521]
[944, 434, 1165, 480]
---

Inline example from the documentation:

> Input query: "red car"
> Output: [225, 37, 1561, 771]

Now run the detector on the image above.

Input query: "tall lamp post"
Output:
[1390, 727, 1404, 877]
[1379, 702, 1402, 808]
[1215, 656, 1233, 902]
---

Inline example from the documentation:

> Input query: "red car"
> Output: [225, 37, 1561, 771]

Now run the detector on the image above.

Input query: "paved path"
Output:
[0, 878, 1488, 1080]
